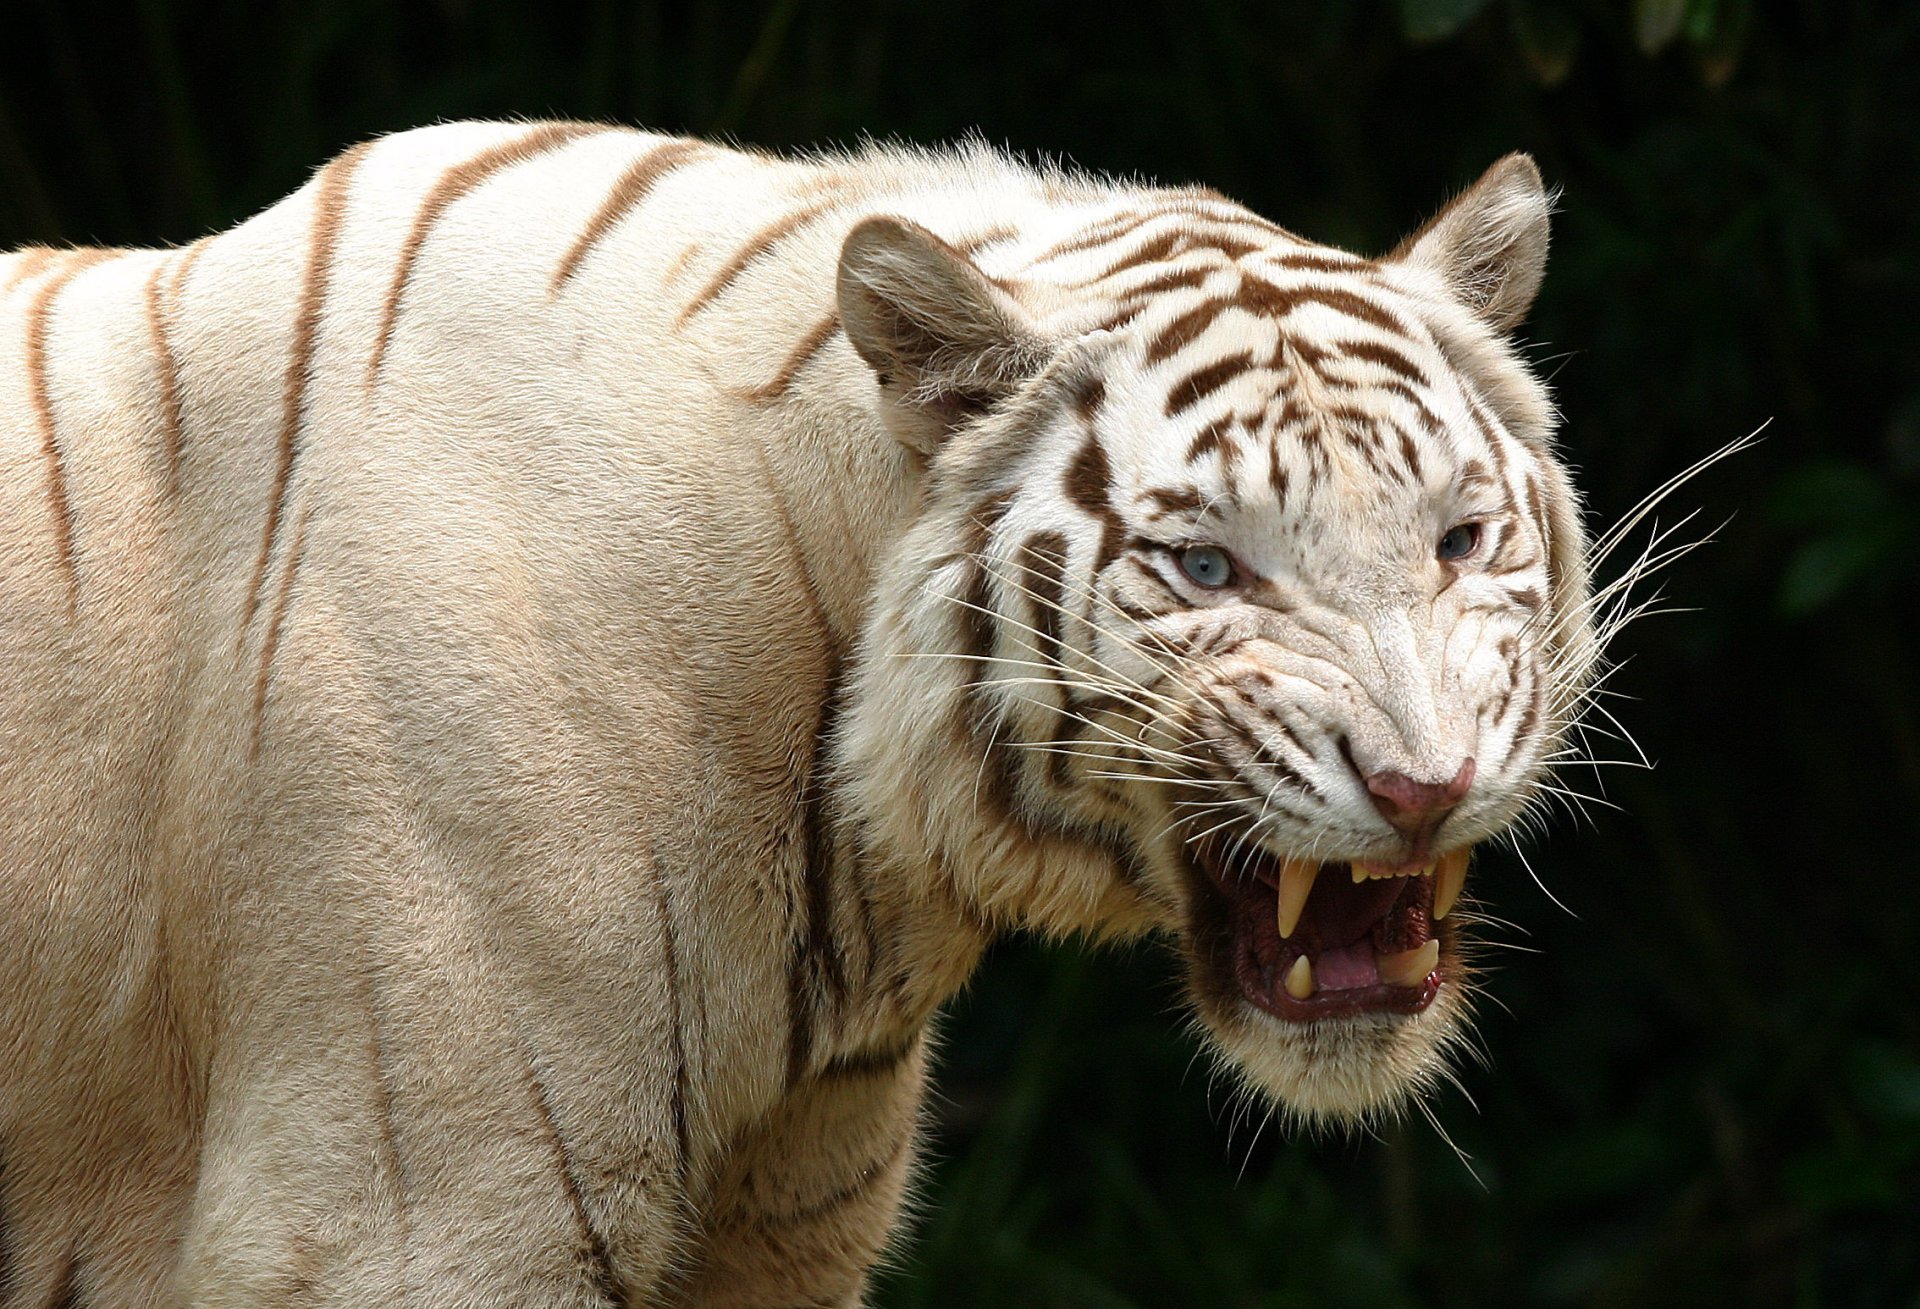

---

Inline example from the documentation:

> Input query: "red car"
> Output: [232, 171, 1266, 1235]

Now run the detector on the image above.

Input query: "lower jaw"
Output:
[1234, 934, 1442, 1022]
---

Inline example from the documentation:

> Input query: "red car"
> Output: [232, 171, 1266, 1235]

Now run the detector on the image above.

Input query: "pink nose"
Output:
[1366, 758, 1476, 844]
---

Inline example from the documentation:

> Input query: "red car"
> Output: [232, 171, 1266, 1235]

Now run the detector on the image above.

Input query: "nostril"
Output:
[1365, 758, 1477, 834]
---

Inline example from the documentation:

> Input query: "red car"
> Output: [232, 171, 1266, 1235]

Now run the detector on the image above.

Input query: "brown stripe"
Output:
[550, 138, 708, 292]
[143, 261, 188, 490]
[1028, 208, 1163, 265]
[1394, 423, 1424, 481]
[47, 1248, 80, 1309]
[243, 145, 366, 640]
[24, 247, 120, 618]
[1267, 281, 1408, 335]
[742, 314, 840, 404]
[1164, 351, 1255, 417]
[1121, 265, 1212, 301]
[1141, 484, 1205, 519]
[249, 504, 309, 753]
[678, 199, 837, 325]
[366, 122, 602, 386]
[1337, 337, 1427, 385]
[1514, 670, 1543, 745]
[790, 673, 849, 1088]
[953, 223, 1018, 257]
[4, 246, 58, 293]
[1146, 300, 1225, 366]
[750, 1130, 914, 1232]
[1185, 416, 1234, 464]
[1063, 431, 1124, 569]
[1022, 531, 1077, 789]
[1075, 376, 1106, 425]
[363, 977, 414, 1271]
[816, 1033, 921, 1082]
[1272, 250, 1372, 274]
[647, 850, 692, 1181]
[521, 1040, 629, 1309]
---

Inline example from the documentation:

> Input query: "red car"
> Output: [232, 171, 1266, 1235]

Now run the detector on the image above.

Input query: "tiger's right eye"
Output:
[1437, 523, 1482, 562]
[1179, 545, 1235, 589]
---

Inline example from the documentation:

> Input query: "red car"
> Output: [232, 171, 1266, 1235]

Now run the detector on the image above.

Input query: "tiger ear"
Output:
[837, 216, 1050, 452]
[1391, 153, 1551, 334]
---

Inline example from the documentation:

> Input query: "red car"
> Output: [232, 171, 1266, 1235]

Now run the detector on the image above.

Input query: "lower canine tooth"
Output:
[1284, 955, 1315, 1000]
[1276, 858, 1318, 938]
[1433, 848, 1471, 920]
[1379, 939, 1440, 987]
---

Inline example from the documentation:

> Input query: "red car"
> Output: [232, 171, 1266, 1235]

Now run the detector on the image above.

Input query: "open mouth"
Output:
[1194, 836, 1472, 1022]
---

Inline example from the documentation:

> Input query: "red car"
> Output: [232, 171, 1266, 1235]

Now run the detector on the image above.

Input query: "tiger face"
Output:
[840, 155, 1595, 1124]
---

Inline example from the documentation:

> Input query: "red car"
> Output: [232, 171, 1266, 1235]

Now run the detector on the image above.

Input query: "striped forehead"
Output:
[1089, 270, 1488, 519]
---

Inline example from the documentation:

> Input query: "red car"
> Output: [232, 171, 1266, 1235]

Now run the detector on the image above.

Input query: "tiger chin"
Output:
[1, 119, 1594, 1306]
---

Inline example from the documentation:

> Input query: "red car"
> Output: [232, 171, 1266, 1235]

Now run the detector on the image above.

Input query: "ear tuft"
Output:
[836, 217, 1048, 450]
[1391, 154, 1552, 333]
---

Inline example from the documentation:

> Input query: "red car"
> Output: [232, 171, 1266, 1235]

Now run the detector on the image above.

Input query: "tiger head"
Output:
[836, 156, 1596, 1125]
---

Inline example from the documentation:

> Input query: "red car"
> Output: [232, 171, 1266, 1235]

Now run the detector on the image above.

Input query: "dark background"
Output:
[4, 2, 1915, 1305]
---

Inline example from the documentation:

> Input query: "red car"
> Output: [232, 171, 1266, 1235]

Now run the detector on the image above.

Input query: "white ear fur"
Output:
[1392, 154, 1552, 333]
[836, 216, 1049, 451]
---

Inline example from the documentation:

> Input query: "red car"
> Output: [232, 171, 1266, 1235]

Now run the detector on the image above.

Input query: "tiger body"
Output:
[0, 121, 1590, 1306]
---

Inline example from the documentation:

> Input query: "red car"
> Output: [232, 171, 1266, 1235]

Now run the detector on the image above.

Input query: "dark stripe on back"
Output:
[23, 248, 119, 617]
[743, 314, 840, 404]
[363, 977, 414, 1272]
[648, 843, 693, 1183]
[143, 260, 188, 491]
[550, 139, 708, 291]
[250, 504, 310, 754]
[790, 672, 850, 1087]
[678, 200, 836, 324]
[367, 122, 603, 385]
[244, 142, 368, 632]
[520, 1041, 630, 1309]
[4, 246, 58, 293]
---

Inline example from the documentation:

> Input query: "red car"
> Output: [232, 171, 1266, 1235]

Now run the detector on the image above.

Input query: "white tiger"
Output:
[0, 120, 1593, 1307]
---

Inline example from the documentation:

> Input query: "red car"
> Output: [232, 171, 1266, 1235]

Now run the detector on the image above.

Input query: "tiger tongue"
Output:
[1311, 942, 1381, 991]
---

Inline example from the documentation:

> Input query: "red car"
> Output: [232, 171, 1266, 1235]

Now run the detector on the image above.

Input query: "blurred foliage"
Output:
[4, 1, 1917, 1305]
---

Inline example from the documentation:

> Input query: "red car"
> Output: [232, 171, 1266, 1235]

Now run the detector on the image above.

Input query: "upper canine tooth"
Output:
[1276, 858, 1319, 939]
[1433, 848, 1472, 920]
[1379, 939, 1440, 987]
[1351, 861, 1367, 884]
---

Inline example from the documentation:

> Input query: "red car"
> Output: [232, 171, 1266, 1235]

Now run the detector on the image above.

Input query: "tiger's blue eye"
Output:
[1438, 523, 1481, 561]
[1179, 545, 1234, 588]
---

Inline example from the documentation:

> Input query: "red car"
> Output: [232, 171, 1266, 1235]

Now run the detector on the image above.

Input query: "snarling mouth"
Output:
[1194, 836, 1472, 1022]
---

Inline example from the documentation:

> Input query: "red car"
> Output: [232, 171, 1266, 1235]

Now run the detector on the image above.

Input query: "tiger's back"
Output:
[1, 121, 1588, 1306]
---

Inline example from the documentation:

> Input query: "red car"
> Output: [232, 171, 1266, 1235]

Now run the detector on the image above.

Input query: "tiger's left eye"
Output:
[1179, 545, 1235, 588]
[1437, 523, 1482, 561]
